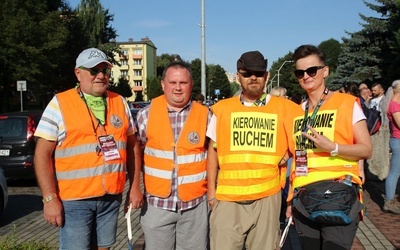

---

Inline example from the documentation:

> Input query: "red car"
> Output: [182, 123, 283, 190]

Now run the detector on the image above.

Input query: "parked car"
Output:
[129, 101, 150, 122]
[0, 167, 8, 216]
[0, 110, 43, 180]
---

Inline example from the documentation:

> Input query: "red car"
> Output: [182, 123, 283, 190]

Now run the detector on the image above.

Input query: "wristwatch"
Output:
[330, 143, 339, 156]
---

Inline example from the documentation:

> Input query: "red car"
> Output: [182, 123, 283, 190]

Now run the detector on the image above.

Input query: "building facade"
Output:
[111, 37, 157, 101]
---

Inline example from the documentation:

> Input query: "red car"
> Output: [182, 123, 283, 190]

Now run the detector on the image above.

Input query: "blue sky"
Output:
[68, 0, 380, 73]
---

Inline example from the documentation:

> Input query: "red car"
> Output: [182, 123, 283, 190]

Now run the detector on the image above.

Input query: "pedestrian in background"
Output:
[285, 44, 372, 250]
[207, 51, 295, 249]
[270, 86, 287, 98]
[381, 79, 400, 215]
[133, 61, 210, 250]
[34, 48, 136, 250]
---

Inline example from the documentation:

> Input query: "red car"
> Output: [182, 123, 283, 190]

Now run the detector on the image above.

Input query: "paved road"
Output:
[1, 179, 399, 250]
[0, 179, 142, 249]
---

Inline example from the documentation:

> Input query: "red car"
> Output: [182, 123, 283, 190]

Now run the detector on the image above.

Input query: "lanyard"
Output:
[78, 89, 107, 138]
[300, 87, 329, 149]
[240, 93, 267, 106]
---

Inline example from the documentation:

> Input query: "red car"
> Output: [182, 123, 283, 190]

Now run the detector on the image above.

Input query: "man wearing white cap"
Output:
[34, 48, 136, 250]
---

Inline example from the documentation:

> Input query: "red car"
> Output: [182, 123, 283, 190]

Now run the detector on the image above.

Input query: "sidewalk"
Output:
[0, 180, 398, 250]
[130, 180, 400, 250]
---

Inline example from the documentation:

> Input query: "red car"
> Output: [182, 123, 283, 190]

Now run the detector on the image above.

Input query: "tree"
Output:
[268, 53, 306, 99]
[77, 0, 104, 47]
[319, 39, 342, 73]
[333, 0, 400, 89]
[206, 64, 232, 100]
[108, 77, 133, 98]
[146, 76, 163, 100]
[0, 0, 79, 111]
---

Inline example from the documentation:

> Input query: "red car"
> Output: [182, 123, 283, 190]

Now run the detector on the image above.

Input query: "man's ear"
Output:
[75, 68, 81, 82]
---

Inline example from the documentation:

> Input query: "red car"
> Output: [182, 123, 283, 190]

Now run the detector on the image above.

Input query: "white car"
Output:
[0, 167, 8, 216]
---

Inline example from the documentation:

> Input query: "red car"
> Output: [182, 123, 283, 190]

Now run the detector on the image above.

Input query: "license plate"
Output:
[0, 149, 10, 156]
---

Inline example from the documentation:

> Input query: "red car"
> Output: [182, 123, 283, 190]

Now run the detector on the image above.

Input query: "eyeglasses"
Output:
[238, 71, 265, 78]
[294, 66, 325, 79]
[79, 66, 111, 76]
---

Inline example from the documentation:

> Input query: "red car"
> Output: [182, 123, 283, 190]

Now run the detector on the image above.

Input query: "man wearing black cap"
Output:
[206, 51, 296, 249]
[34, 48, 136, 250]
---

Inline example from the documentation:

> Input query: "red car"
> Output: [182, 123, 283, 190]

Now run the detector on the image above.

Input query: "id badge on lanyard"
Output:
[296, 88, 329, 177]
[295, 149, 308, 176]
[98, 135, 121, 161]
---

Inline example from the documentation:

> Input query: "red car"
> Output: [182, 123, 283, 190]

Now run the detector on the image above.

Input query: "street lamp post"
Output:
[277, 60, 293, 87]
[208, 80, 213, 101]
[267, 74, 278, 93]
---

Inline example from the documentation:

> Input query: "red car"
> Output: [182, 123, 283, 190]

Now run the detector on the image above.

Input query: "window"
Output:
[134, 81, 142, 87]
[134, 70, 142, 76]
[121, 60, 128, 65]
[133, 49, 142, 55]
[121, 70, 128, 76]
[133, 59, 142, 65]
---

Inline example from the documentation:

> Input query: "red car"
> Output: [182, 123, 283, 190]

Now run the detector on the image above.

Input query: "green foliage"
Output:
[0, 226, 55, 250]
[0, 0, 80, 111]
[332, 0, 400, 89]
[146, 76, 163, 100]
[77, 0, 105, 47]
[134, 91, 144, 102]
[319, 39, 342, 73]
[206, 64, 232, 100]
[230, 82, 241, 96]
[108, 77, 133, 98]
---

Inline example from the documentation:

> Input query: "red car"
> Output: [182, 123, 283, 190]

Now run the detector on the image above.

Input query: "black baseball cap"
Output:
[237, 51, 268, 72]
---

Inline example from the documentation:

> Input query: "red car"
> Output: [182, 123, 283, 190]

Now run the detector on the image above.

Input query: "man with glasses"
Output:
[34, 48, 136, 250]
[207, 51, 295, 249]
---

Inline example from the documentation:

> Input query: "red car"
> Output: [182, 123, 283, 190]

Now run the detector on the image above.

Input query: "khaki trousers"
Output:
[209, 191, 281, 250]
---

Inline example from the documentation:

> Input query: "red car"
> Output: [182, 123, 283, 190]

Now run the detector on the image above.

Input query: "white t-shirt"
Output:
[206, 99, 365, 143]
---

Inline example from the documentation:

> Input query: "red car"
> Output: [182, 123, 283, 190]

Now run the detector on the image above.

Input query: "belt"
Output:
[235, 200, 256, 205]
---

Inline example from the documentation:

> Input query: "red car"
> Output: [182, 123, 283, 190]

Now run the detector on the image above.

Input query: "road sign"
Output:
[214, 89, 220, 95]
[17, 80, 27, 91]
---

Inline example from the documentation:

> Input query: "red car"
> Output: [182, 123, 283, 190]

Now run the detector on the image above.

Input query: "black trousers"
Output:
[293, 209, 360, 250]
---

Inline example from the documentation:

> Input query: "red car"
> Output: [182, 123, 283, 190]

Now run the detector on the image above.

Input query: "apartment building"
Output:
[111, 37, 157, 101]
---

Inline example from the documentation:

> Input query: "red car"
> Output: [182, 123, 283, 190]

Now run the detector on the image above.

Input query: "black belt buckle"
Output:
[235, 200, 256, 205]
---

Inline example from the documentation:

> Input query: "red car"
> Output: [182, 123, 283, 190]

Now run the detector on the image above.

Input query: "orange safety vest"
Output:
[144, 96, 208, 202]
[212, 96, 295, 201]
[55, 89, 128, 200]
[287, 92, 363, 198]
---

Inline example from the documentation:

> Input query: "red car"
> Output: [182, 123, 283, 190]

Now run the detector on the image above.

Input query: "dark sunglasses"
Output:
[238, 71, 265, 78]
[79, 66, 111, 76]
[294, 66, 325, 79]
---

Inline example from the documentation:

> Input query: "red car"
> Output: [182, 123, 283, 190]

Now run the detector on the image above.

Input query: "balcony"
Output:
[132, 54, 142, 59]
[132, 86, 143, 91]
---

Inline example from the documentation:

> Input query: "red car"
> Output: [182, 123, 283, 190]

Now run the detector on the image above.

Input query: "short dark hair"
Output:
[292, 44, 326, 65]
[161, 61, 192, 80]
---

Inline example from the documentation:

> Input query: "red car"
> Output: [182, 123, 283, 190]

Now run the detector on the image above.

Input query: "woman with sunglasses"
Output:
[284, 44, 372, 250]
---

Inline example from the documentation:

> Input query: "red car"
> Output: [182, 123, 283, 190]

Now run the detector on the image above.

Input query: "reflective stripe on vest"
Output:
[144, 147, 207, 164]
[56, 162, 123, 180]
[219, 153, 281, 165]
[212, 97, 293, 201]
[55, 141, 126, 158]
[143, 96, 208, 202]
[55, 89, 128, 200]
[287, 93, 363, 200]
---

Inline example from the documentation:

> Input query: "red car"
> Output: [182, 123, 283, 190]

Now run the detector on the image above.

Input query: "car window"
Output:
[0, 118, 26, 139]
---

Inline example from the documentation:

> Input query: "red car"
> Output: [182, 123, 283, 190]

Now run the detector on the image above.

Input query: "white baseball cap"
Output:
[75, 48, 112, 68]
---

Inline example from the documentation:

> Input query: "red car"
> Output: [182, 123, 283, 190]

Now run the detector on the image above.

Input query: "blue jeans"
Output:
[59, 194, 122, 250]
[386, 138, 400, 200]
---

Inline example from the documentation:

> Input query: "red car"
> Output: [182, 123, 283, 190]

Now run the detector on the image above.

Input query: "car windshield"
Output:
[0, 117, 26, 139]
